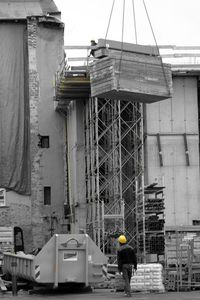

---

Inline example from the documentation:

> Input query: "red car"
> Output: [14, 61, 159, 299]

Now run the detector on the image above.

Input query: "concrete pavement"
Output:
[1, 289, 200, 300]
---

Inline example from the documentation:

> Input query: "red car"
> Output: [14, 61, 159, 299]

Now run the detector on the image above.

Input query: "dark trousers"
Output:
[122, 264, 132, 295]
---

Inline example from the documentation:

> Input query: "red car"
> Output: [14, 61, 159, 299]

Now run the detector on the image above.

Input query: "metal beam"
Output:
[157, 133, 163, 167]
[183, 133, 190, 166]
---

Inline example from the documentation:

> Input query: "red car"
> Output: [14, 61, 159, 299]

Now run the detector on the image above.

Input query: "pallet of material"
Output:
[89, 46, 172, 103]
[56, 77, 91, 100]
[93, 39, 159, 58]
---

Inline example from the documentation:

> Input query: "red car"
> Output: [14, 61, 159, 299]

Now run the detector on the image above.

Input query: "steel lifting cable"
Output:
[132, 0, 138, 44]
[105, 0, 116, 41]
[117, 0, 126, 90]
[142, 0, 171, 95]
[105, 0, 138, 90]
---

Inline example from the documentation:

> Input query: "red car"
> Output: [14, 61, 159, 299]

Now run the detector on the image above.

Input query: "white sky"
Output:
[54, 0, 200, 47]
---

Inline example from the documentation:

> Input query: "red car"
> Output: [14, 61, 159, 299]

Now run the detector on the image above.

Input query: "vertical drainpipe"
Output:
[54, 234, 59, 288]
[85, 234, 89, 287]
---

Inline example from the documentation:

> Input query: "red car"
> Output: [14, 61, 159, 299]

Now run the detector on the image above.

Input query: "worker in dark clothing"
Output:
[117, 235, 137, 297]
[89, 39, 97, 57]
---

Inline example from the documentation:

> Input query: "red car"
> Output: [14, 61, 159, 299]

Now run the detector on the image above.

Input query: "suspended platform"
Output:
[89, 39, 173, 103]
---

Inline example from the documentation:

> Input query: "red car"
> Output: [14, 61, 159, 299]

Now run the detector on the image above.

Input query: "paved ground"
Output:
[1, 289, 200, 300]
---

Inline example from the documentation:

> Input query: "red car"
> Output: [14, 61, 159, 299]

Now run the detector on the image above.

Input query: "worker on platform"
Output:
[117, 235, 137, 297]
[89, 39, 97, 57]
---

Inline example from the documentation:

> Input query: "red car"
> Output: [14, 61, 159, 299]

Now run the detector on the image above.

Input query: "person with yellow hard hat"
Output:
[117, 235, 137, 297]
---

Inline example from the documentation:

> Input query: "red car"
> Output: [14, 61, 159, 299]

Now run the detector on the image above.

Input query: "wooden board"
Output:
[95, 39, 159, 56]
[89, 52, 172, 103]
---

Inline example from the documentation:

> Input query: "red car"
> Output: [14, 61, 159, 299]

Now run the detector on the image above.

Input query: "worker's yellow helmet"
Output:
[118, 235, 127, 244]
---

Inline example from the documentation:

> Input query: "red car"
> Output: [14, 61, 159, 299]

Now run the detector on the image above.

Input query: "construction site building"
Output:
[0, 0, 67, 252]
[0, 0, 200, 263]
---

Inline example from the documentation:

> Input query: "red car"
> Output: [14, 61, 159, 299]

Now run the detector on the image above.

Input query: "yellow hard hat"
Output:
[118, 235, 127, 244]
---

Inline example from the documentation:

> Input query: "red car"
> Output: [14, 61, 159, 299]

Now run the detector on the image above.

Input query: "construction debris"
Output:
[0, 277, 7, 292]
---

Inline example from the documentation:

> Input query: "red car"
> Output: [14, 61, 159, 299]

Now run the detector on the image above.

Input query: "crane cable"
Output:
[105, 0, 116, 41]
[105, 0, 171, 95]
[117, 0, 126, 90]
[105, 0, 138, 44]
[132, 0, 138, 44]
[105, 0, 127, 90]
[142, 0, 171, 95]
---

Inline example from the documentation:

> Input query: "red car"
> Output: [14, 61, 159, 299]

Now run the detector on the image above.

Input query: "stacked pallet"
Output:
[165, 226, 200, 291]
[131, 263, 165, 292]
[89, 39, 172, 103]
[165, 227, 200, 266]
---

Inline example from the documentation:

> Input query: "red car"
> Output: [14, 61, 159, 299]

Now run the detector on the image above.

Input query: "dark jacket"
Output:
[117, 244, 137, 272]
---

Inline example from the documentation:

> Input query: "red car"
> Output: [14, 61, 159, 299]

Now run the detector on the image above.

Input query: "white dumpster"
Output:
[3, 234, 108, 288]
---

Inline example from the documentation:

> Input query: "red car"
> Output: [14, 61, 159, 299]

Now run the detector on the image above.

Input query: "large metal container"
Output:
[89, 40, 172, 103]
[3, 234, 107, 287]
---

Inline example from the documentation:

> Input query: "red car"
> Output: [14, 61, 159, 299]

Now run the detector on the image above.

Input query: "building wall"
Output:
[0, 17, 66, 253]
[66, 101, 87, 233]
[145, 76, 200, 226]
[28, 18, 66, 250]
[0, 22, 32, 252]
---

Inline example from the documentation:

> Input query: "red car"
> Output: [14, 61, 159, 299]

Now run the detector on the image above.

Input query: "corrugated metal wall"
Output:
[145, 77, 200, 226]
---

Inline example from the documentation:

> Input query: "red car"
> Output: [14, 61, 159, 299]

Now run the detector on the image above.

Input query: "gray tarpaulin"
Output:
[0, 23, 30, 195]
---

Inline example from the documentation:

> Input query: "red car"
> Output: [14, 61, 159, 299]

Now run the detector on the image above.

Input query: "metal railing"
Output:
[64, 44, 200, 68]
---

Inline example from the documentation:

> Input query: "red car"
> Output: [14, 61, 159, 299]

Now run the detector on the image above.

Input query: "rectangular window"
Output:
[0, 189, 6, 206]
[38, 136, 49, 148]
[63, 251, 78, 261]
[44, 186, 51, 205]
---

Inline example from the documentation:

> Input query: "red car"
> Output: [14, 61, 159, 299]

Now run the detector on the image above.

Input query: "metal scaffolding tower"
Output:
[85, 97, 144, 262]
[55, 44, 146, 262]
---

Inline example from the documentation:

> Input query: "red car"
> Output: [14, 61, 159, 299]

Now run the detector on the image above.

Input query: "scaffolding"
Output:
[55, 44, 146, 263]
[85, 97, 144, 262]
[55, 44, 200, 265]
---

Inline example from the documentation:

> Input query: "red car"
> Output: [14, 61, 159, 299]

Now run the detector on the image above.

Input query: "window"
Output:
[44, 186, 51, 205]
[0, 189, 6, 206]
[38, 135, 49, 148]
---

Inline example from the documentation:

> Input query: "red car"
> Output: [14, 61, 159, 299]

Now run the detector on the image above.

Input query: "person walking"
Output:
[117, 235, 137, 297]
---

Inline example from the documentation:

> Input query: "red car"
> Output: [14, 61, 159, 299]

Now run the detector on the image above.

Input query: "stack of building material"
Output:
[89, 39, 172, 103]
[56, 71, 90, 101]
[193, 235, 200, 262]
[165, 226, 200, 266]
[56, 74, 90, 100]
[137, 184, 165, 263]
[0, 227, 14, 269]
[131, 263, 165, 292]
[165, 271, 178, 291]
[165, 226, 200, 290]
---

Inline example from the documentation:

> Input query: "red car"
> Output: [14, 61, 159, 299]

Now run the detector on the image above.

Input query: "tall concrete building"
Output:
[145, 75, 200, 226]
